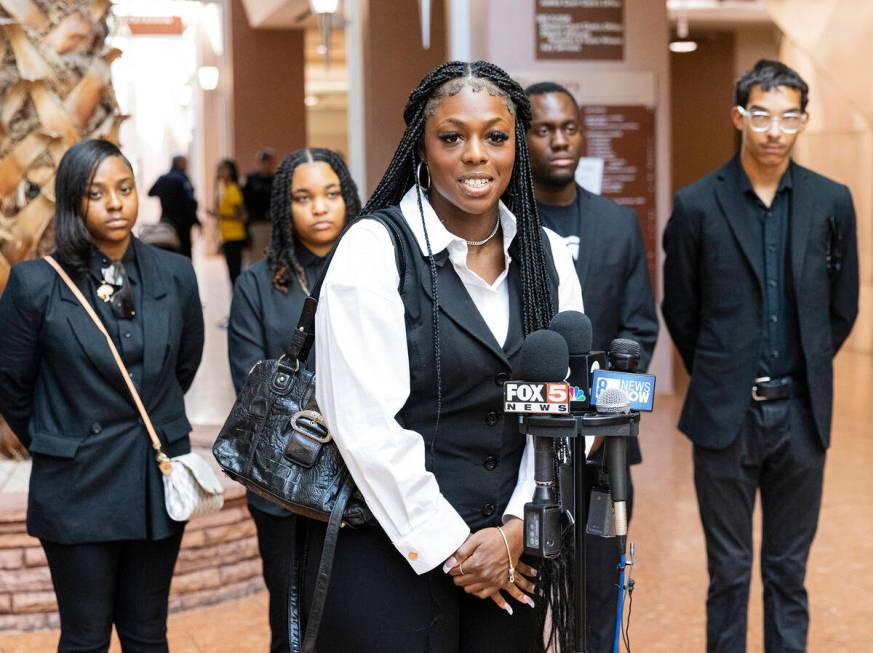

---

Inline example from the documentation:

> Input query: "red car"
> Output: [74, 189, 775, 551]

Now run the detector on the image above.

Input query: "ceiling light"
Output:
[670, 40, 698, 53]
[309, 0, 338, 67]
[309, 0, 339, 13]
[304, 95, 319, 107]
[197, 66, 219, 90]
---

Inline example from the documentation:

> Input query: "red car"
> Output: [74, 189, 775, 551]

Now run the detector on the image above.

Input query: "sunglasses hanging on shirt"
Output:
[97, 261, 136, 319]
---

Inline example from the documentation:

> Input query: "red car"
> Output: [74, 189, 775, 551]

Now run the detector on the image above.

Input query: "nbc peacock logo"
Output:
[569, 386, 586, 402]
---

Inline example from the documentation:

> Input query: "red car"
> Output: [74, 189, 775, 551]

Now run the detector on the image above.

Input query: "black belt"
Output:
[751, 375, 805, 402]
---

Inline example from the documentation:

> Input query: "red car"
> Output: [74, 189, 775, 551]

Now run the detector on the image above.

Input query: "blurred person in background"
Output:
[0, 139, 204, 652]
[209, 158, 246, 292]
[228, 147, 360, 653]
[148, 154, 199, 258]
[242, 147, 277, 268]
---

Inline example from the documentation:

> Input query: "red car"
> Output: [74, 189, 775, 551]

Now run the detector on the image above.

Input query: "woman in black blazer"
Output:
[227, 147, 360, 653]
[0, 139, 205, 652]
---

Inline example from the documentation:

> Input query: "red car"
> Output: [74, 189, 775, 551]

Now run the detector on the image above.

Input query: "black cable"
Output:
[622, 578, 635, 653]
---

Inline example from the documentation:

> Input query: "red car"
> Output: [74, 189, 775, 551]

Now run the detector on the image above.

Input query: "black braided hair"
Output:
[364, 60, 554, 334]
[364, 61, 567, 651]
[267, 148, 361, 293]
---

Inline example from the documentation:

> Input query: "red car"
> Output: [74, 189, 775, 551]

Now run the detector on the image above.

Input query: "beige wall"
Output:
[470, 0, 674, 390]
[768, 0, 873, 353]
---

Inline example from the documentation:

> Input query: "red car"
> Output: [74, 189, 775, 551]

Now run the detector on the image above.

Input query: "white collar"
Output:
[398, 186, 518, 258]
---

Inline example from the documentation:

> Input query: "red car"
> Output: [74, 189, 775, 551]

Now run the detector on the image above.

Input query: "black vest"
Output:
[371, 207, 560, 531]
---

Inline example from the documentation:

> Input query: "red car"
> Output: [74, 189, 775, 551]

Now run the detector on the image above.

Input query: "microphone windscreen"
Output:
[597, 387, 631, 414]
[608, 338, 641, 359]
[548, 310, 593, 354]
[517, 329, 569, 382]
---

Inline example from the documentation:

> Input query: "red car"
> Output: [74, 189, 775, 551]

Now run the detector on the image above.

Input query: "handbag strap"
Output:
[288, 475, 355, 653]
[284, 212, 408, 364]
[43, 256, 173, 476]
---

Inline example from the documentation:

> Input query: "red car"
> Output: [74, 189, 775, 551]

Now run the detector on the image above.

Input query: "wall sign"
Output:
[580, 105, 656, 281]
[535, 0, 625, 60]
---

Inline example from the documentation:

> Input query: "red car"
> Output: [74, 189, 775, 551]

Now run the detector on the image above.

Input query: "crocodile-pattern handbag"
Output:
[212, 213, 406, 653]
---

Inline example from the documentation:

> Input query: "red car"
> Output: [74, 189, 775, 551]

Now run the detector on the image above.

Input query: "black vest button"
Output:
[495, 372, 509, 386]
[90, 422, 102, 434]
[484, 456, 498, 471]
[481, 503, 495, 517]
[485, 412, 499, 426]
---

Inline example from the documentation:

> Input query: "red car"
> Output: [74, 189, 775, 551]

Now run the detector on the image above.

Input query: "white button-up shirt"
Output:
[315, 187, 585, 574]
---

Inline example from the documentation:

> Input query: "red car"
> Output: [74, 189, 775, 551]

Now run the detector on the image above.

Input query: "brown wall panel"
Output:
[362, 0, 447, 195]
[669, 31, 737, 388]
[670, 32, 737, 195]
[230, 0, 307, 171]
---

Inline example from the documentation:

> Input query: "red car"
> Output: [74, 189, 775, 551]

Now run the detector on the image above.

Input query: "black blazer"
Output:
[539, 186, 658, 370]
[539, 187, 659, 465]
[0, 239, 205, 543]
[663, 156, 859, 450]
[228, 260, 310, 394]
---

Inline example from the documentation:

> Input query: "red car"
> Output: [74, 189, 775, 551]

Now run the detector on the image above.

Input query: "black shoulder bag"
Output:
[212, 213, 406, 653]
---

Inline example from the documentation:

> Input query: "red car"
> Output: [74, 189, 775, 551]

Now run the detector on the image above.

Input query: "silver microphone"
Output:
[597, 387, 631, 538]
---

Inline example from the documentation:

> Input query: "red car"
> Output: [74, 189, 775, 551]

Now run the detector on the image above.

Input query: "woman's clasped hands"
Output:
[442, 517, 538, 615]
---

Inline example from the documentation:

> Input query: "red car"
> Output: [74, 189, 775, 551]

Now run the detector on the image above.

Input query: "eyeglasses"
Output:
[736, 106, 807, 134]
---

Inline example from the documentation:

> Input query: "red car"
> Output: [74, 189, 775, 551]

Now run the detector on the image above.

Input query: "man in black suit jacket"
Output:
[526, 82, 658, 652]
[148, 155, 200, 258]
[663, 60, 858, 652]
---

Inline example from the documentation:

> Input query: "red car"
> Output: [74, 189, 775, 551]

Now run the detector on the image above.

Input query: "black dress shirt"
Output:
[88, 244, 145, 390]
[738, 166, 802, 378]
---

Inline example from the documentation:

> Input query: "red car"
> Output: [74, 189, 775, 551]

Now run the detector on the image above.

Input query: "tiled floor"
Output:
[1, 251, 871, 651]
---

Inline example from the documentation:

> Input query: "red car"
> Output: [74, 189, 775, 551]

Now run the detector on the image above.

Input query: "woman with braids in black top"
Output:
[311, 61, 586, 651]
[228, 148, 360, 653]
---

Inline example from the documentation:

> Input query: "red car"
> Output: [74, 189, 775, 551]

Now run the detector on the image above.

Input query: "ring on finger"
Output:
[459, 561, 465, 575]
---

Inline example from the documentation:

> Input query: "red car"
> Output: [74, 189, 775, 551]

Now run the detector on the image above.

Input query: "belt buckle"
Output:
[752, 376, 771, 402]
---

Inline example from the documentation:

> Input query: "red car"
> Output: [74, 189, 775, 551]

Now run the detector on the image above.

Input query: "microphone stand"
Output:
[572, 433, 588, 653]
[520, 411, 639, 653]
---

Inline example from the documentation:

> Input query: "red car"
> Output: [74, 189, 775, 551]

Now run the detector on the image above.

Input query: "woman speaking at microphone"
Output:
[310, 61, 585, 651]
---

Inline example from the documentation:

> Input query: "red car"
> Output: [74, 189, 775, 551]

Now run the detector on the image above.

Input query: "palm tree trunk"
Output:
[0, 0, 124, 457]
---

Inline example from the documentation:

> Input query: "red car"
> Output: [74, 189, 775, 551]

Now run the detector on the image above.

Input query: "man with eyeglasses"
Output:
[663, 59, 858, 652]
[526, 81, 658, 652]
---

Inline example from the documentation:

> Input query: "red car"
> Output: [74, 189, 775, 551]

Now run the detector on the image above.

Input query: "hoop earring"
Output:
[416, 160, 431, 192]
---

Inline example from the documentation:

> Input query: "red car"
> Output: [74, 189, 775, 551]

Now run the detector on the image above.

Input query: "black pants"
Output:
[250, 506, 296, 653]
[223, 240, 245, 288]
[694, 397, 824, 653]
[41, 530, 184, 653]
[584, 464, 635, 653]
[301, 521, 545, 652]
